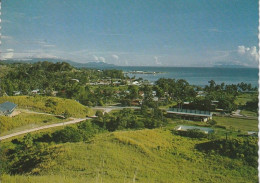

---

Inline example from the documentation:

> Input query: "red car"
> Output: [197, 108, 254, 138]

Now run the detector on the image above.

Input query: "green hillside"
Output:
[0, 96, 93, 134]
[0, 96, 93, 118]
[1, 129, 257, 183]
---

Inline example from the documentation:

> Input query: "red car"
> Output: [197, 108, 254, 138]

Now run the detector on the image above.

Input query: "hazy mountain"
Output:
[1, 58, 117, 69]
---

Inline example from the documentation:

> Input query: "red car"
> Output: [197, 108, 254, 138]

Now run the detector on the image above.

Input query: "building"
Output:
[0, 102, 17, 116]
[175, 125, 214, 134]
[31, 89, 39, 94]
[167, 108, 212, 122]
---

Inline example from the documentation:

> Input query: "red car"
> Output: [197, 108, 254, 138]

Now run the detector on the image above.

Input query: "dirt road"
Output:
[0, 118, 90, 141]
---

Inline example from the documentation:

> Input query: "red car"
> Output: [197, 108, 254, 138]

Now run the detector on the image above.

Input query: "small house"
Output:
[31, 89, 39, 94]
[0, 102, 17, 116]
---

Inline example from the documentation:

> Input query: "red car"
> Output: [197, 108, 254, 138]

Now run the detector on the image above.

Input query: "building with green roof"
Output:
[0, 102, 17, 116]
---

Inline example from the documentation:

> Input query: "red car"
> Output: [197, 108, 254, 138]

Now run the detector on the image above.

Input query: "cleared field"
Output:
[240, 110, 258, 117]
[213, 116, 258, 132]
[234, 93, 257, 106]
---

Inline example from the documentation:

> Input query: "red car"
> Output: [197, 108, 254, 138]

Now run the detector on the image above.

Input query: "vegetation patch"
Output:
[213, 116, 258, 132]
[196, 137, 258, 167]
[1, 129, 258, 182]
[0, 113, 67, 134]
[0, 96, 92, 117]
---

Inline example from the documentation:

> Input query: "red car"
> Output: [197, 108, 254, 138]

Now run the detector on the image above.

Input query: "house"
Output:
[51, 91, 59, 96]
[248, 131, 258, 137]
[139, 91, 144, 98]
[13, 91, 21, 96]
[0, 102, 17, 116]
[196, 91, 206, 97]
[70, 79, 79, 82]
[130, 99, 143, 106]
[167, 108, 212, 122]
[175, 125, 214, 134]
[132, 81, 140, 85]
[153, 97, 159, 102]
[31, 89, 39, 94]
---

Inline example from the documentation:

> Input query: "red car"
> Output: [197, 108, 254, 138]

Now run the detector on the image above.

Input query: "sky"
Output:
[0, 0, 259, 67]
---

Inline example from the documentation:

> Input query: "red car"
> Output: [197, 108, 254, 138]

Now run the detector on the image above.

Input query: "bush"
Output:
[207, 120, 217, 126]
[52, 126, 82, 143]
[196, 137, 258, 167]
[173, 129, 208, 138]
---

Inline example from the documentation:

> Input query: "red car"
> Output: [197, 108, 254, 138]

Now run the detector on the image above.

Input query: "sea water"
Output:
[117, 66, 258, 87]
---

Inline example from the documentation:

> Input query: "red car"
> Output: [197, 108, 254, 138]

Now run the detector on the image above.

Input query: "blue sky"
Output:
[0, 0, 258, 67]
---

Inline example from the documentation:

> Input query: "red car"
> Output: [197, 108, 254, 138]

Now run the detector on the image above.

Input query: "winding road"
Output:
[1, 106, 142, 141]
[0, 118, 90, 141]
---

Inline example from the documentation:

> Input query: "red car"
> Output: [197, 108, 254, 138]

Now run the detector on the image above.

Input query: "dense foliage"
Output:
[196, 137, 258, 167]
[0, 62, 125, 105]
[93, 107, 167, 131]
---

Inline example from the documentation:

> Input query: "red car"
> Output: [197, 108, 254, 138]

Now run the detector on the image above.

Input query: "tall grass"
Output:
[0, 96, 93, 117]
[1, 129, 256, 182]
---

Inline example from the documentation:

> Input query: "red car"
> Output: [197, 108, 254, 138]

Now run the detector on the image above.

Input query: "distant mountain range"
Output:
[1, 58, 117, 69]
[0, 58, 254, 69]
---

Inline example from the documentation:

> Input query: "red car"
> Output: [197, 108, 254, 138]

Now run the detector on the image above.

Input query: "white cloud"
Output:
[43, 44, 55, 48]
[93, 55, 99, 61]
[238, 45, 259, 61]
[249, 46, 258, 61]
[154, 56, 162, 65]
[99, 57, 106, 63]
[112, 54, 119, 60]
[1, 49, 14, 59]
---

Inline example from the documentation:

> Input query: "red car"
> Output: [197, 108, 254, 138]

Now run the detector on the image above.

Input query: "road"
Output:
[0, 118, 90, 141]
[0, 106, 140, 141]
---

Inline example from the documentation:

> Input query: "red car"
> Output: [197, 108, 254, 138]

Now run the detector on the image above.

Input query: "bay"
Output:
[115, 66, 258, 87]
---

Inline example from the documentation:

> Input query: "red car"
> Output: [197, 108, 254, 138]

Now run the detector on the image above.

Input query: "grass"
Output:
[213, 116, 258, 132]
[0, 96, 93, 118]
[1, 128, 257, 183]
[0, 113, 69, 136]
[234, 93, 257, 106]
[240, 110, 258, 117]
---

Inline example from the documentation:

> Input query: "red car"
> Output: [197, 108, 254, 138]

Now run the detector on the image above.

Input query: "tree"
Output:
[52, 126, 82, 143]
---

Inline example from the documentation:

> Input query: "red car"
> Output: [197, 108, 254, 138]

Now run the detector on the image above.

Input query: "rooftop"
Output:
[167, 108, 212, 117]
[0, 102, 17, 113]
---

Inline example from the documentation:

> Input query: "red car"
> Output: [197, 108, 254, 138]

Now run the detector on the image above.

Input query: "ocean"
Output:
[116, 66, 259, 87]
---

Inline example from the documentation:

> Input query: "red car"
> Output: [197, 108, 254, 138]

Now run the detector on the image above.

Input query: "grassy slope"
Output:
[1, 129, 257, 183]
[0, 113, 68, 136]
[240, 110, 258, 117]
[234, 93, 257, 106]
[0, 96, 93, 135]
[0, 96, 93, 117]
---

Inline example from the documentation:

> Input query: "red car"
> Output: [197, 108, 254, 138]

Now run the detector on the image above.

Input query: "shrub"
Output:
[52, 126, 82, 143]
[173, 129, 208, 138]
[196, 137, 258, 167]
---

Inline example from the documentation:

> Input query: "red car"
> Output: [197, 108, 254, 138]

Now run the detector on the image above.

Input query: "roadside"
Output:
[0, 118, 89, 141]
